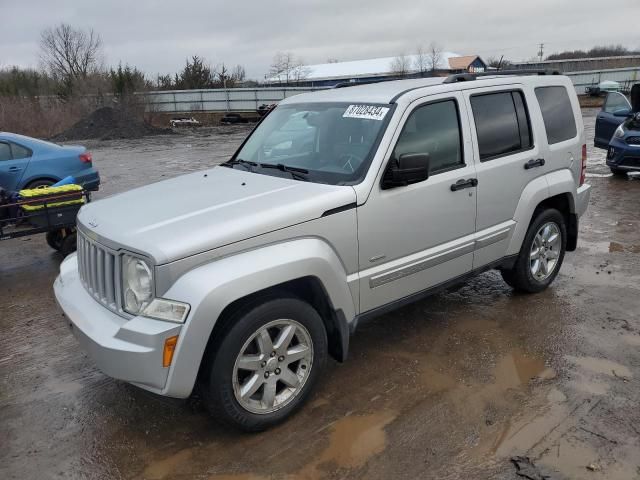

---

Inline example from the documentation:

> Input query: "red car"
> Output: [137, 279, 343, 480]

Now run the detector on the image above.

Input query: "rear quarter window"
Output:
[535, 86, 577, 144]
[10, 142, 32, 159]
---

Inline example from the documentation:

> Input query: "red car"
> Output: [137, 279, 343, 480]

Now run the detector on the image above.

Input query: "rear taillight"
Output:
[79, 152, 92, 164]
[580, 144, 587, 186]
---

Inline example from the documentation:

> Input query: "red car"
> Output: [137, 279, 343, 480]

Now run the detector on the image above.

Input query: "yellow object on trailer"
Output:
[19, 184, 85, 211]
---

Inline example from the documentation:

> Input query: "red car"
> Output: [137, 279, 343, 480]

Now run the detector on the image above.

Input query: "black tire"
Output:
[59, 231, 77, 256]
[201, 296, 327, 432]
[501, 208, 567, 293]
[610, 167, 627, 177]
[25, 179, 55, 189]
[46, 230, 63, 250]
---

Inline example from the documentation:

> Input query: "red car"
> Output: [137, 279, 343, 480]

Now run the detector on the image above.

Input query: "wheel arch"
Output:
[21, 175, 60, 190]
[508, 171, 578, 255]
[159, 238, 356, 398]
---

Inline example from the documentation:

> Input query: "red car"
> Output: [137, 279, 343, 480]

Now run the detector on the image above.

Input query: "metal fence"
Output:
[565, 67, 640, 95]
[139, 87, 326, 113]
[138, 68, 640, 114]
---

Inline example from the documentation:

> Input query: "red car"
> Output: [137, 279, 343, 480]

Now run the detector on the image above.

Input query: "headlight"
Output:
[121, 254, 190, 323]
[614, 125, 625, 139]
[122, 254, 153, 315]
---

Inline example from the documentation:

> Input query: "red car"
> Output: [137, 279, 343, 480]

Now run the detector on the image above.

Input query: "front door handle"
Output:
[524, 158, 545, 170]
[450, 178, 478, 191]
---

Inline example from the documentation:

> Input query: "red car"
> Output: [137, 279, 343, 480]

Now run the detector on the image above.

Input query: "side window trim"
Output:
[470, 89, 535, 163]
[389, 97, 466, 177]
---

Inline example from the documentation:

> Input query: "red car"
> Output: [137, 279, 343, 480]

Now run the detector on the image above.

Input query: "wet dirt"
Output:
[2, 114, 640, 479]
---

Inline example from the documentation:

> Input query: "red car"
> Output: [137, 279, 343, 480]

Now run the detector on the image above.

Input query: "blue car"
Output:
[0, 132, 100, 192]
[594, 87, 640, 175]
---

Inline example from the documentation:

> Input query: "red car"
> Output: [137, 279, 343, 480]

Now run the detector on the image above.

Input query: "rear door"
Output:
[0, 141, 31, 191]
[463, 86, 542, 268]
[595, 92, 631, 148]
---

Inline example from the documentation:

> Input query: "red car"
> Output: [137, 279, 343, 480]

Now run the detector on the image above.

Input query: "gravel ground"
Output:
[1, 113, 639, 480]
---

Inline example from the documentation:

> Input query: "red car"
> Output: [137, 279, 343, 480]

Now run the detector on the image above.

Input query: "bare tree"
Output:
[390, 54, 411, 77]
[217, 63, 230, 88]
[232, 64, 246, 82]
[414, 45, 428, 76]
[269, 52, 307, 85]
[326, 58, 339, 63]
[40, 24, 103, 85]
[428, 42, 443, 72]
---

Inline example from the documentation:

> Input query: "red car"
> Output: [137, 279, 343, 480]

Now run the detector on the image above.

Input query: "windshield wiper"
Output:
[259, 163, 310, 181]
[221, 158, 258, 171]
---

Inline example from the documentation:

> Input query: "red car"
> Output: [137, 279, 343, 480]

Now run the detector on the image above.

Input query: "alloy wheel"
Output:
[232, 319, 314, 414]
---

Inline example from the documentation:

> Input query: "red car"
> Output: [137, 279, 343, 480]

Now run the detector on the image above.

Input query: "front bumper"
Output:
[606, 140, 640, 171]
[54, 254, 181, 394]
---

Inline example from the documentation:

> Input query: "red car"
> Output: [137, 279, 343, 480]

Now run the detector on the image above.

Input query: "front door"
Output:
[357, 93, 477, 312]
[595, 92, 631, 149]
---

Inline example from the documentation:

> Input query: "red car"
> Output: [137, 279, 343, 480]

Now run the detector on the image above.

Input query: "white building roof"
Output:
[269, 52, 463, 83]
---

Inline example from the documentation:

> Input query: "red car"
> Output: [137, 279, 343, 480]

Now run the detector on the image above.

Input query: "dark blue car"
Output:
[0, 132, 100, 191]
[594, 87, 640, 175]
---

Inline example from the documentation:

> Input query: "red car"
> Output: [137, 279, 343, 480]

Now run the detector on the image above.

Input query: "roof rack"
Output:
[332, 79, 393, 89]
[443, 69, 561, 84]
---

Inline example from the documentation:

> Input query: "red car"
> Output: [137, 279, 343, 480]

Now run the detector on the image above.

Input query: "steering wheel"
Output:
[338, 153, 363, 173]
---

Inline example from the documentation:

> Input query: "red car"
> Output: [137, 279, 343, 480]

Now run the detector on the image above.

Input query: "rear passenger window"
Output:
[0, 142, 11, 161]
[470, 91, 533, 161]
[535, 86, 577, 144]
[10, 142, 32, 159]
[392, 99, 463, 174]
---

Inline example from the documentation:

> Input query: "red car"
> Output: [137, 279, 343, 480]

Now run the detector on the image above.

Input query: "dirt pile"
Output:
[52, 107, 170, 141]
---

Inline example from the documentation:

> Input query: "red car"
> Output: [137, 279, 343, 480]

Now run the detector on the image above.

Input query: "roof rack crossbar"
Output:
[443, 69, 561, 84]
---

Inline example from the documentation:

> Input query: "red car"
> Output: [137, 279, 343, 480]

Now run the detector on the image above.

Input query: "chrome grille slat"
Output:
[77, 230, 120, 314]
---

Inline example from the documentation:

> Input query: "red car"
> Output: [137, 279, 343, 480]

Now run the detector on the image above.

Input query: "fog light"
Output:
[163, 336, 179, 368]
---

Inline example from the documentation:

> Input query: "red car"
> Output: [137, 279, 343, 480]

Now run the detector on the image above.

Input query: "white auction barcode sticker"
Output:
[343, 105, 390, 121]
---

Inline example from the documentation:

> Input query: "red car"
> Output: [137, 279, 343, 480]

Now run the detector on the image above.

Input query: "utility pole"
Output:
[538, 43, 545, 62]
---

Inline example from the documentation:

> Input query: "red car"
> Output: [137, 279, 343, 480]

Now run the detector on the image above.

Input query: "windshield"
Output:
[231, 102, 393, 184]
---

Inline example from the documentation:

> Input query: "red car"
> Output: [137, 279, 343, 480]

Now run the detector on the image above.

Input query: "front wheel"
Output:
[201, 297, 327, 432]
[610, 167, 627, 177]
[501, 209, 566, 293]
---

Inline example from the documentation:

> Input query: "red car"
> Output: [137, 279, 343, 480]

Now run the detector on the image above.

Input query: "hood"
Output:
[78, 166, 356, 264]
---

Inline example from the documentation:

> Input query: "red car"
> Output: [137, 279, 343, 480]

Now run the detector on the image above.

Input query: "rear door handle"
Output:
[524, 158, 545, 169]
[8, 166, 22, 172]
[450, 178, 478, 191]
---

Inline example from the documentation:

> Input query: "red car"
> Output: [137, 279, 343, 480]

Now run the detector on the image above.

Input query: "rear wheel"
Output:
[501, 209, 566, 293]
[26, 179, 55, 189]
[202, 297, 327, 432]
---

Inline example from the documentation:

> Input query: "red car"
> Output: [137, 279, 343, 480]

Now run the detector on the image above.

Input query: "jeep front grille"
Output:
[77, 230, 120, 313]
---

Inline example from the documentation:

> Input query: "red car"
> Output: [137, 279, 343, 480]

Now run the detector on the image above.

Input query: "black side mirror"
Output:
[382, 153, 430, 189]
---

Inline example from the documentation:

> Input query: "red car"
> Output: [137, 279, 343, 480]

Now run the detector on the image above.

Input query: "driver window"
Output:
[603, 92, 631, 113]
[392, 100, 463, 174]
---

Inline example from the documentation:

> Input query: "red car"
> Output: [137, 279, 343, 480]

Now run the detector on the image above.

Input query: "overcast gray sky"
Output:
[1, 0, 639, 80]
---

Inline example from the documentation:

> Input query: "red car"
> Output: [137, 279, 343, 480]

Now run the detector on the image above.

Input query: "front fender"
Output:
[160, 238, 355, 398]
